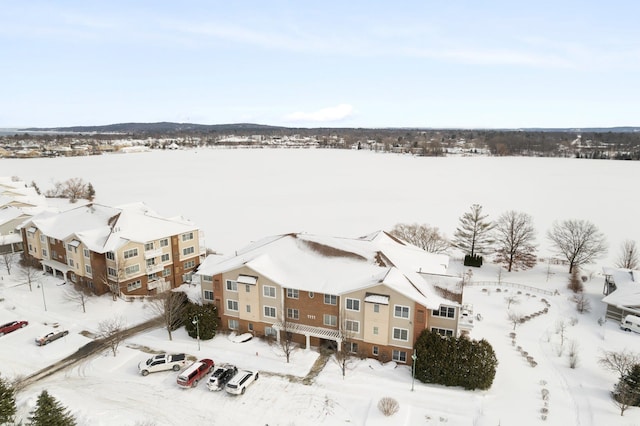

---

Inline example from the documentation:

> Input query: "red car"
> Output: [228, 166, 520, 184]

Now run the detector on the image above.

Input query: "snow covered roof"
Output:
[602, 266, 640, 308]
[24, 202, 199, 253]
[196, 231, 456, 309]
[0, 206, 25, 226]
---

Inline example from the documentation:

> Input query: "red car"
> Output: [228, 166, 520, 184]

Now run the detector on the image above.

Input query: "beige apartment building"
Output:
[21, 202, 204, 297]
[196, 231, 460, 364]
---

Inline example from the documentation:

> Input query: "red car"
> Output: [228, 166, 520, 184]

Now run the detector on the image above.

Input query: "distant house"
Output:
[195, 230, 460, 364]
[602, 266, 640, 321]
[21, 202, 204, 297]
[0, 177, 48, 254]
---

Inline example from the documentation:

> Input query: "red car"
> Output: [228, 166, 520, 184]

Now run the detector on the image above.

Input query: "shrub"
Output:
[464, 254, 483, 267]
[183, 303, 218, 340]
[377, 397, 399, 417]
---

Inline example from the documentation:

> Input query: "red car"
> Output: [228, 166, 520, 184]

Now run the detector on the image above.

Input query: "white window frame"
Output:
[433, 306, 456, 318]
[287, 308, 299, 320]
[160, 238, 169, 247]
[263, 285, 276, 298]
[392, 327, 409, 341]
[323, 314, 337, 327]
[345, 298, 360, 312]
[431, 327, 454, 337]
[184, 260, 196, 269]
[226, 299, 239, 311]
[161, 253, 170, 262]
[392, 350, 407, 363]
[264, 306, 276, 318]
[324, 294, 337, 305]
[394, 305, 410, 319]
[107, 267, 117, 277]
[228, 319, 239, 330]
[106, 251, 115, 260]
[347, 342, 359, 354]
[85, 264, 92, 275]
[372, 346, 379, 356]
[182, 246, 195, 256]
[163, 267, 171, 277]
[226, 280, 238, 292]
[124, 248, 138, 259]
[345, 319, 360, 333]
[286, 288, 299, 299]
[144, 242, 154, 251]
[127, 280, 142, 292]
[125, 264, 140, 275]
[203, 290, 214, 301]
[83, 248, 90, 258]
[182, 232, 194, 241]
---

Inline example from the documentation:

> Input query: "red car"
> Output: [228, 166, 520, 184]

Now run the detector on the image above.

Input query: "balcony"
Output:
[148, 278, 170, 292]
[146, 264, 163, 274]
[144, 248, 163, 259]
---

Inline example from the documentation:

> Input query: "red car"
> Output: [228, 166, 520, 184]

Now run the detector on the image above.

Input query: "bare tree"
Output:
[64, 283, 92, 313]
[507, 311, 523, 330]
[493, 211, 537, 272]
[335, 313, 356, 378]
[389, 223, 450, 254]
[453, 204, 495, 257]
[598, 349, 640, 380]
[555, 319, 568, 348]
[547, 219, 607, 273]
[573, 293, 591, 314]
[505, 295, 520, 310]
[279, 297, 296, 363]
[149, 290, 187, 341]
[18, 263, 40, 292]
[568, 340, 579, 368]
[616, 240, 639, 270]
[613, 381, 636, 416]
[1, 252, 15, 275]
[98, 316, 126, 357]
[61, 178, 88, 203]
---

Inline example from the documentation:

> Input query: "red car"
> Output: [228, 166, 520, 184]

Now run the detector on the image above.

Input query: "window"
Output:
[127, 280, 142, 292]
[393, 328, 409, 341]
[347, 342, 359, 354]
[85, 265, 92, 275]
[227, 299, 239, 311]
[265, 327, 277, 337]
[40, 234, 45, 242]
[433, 306, 456, 318]
[345, 320, 360, 333]
[182, 232, 194, 241]
[346, 298, 360, 311]
[125, 264, 140, 275]
[373, 326, 379, 335]
[246, 305, 251, 313]
[67, 244, 77, 253]
[394, 305, 410, 319]
[392, 350, 407, 363]
[42, 248, 48, 257]
[160, 238, 169, 247]
[248, 323, 254, 331]
[107, 267, 117, 277]
[286, 288, 299, 299]
[287, 308, 299, 320]
[70, 273, 77, 283]
[68, 259, 74, 267]
[245, 284, 251, 293]
[263, 285, 276, 298]
[146, 258, 156, 267]
[323, 314, 337, 326]
[324, 294, 337, 305]
[161, 253, 170, 262]
[308, 292, 314, 298]
[106, 251, 115, 261]
[202, 275, 212, 282]
[203, 290, 214, 301]
[373, 304, 380, 313]
[83, 248, 90, 258]
[124, 248, 138, 259]
[264, 306, 276, 318]
[183, 246, 195, 256]
[144, 242, 154, 251]
[229, 319, 239, 330]
[163, 268, 171, 277]
[372, 346, 379, 356]
[184, 260, 196, 269]
[431, 327, 454, 337]
[226, 280, 238, 291]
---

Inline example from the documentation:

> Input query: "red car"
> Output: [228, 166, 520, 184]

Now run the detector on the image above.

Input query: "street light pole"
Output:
[40, 281, 47, 311]
[411, 349, 417, 391]
[192, 317, 200, 351]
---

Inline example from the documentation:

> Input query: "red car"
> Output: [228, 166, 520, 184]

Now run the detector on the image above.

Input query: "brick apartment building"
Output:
[196, 231, 461, 364]
[21, 202, 204, 297]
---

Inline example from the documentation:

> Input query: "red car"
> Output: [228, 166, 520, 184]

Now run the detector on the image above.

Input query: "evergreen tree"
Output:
[29, 390, 76, 426]
[616, 364, 640, 407]
[86, 183, 95, 201]
[453, 204, 495, 258]
[184, 303, 218, 340]
[0, 374, 16, 425]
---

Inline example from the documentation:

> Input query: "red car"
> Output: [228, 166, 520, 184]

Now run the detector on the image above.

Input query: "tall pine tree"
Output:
[453, 204, 495, 258]
[0, 374, 16, 425]
[29, 390, 76, 426]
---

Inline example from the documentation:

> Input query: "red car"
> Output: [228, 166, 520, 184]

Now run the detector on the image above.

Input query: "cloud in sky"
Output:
[285, 104, 354, 123]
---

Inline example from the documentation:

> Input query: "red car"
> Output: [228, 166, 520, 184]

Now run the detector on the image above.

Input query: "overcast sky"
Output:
[2, 1, 639, 129]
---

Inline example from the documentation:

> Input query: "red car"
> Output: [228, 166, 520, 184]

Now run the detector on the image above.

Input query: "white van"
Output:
[620, 315, 640, 333]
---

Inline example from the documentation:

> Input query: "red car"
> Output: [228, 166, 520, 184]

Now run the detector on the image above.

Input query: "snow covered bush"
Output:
[377, 397, 399, 417]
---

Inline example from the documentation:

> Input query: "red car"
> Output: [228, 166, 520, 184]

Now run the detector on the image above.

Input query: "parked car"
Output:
[0, 320, 28, 336]
[35, 329, 69, 345]
[138, 353, 187, 376]
[176, 359, 214, 388]
[207, 364, 238, 391]
[225, 370, 258, 395]
[620, 314, 640, 333]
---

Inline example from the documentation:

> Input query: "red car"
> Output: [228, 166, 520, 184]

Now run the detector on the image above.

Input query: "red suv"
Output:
[176, 359, 214, 388]
[0, 320, 28, 336]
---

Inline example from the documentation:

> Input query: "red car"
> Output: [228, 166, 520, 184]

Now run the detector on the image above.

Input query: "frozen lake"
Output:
[3, 148, 638, 265]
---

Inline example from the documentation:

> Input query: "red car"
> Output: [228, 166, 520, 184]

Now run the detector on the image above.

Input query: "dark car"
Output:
[35, 329, 69, 346]
[207, 364, 238, 391]
[0, 320, 28, 336]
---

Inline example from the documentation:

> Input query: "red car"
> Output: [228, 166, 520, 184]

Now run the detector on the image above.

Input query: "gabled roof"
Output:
[196, 231, 455, 309]
[23, 202, 199, 253]
[602, 266, 640, 308]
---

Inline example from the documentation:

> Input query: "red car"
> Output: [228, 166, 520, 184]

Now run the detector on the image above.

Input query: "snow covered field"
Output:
[2, 149, 640, 425]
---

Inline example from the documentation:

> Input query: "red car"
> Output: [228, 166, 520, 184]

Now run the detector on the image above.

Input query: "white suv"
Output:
[224, 370, 258, 395]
